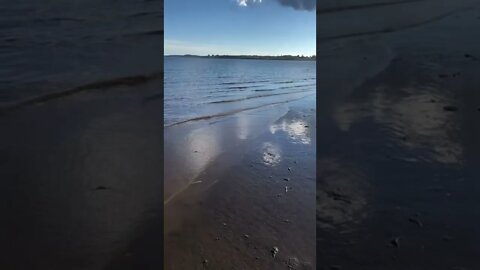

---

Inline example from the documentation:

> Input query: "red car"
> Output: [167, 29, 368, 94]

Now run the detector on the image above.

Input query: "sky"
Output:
[164, 0, 316, 56]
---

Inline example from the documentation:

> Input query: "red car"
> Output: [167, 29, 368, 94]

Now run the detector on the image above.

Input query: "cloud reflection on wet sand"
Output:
[335, 84, 463, 165]
[235, 113, 251, 140]
[261, 142, 281, 166]
[184, 127, 222, 172]
[270, 114, 312, 145]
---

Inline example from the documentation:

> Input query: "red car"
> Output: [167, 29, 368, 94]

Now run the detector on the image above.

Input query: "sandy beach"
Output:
[1, 0, 480, 269]
[0, 1, 164, 269]
[317, 0, 480, 269]
[0, 77, 164, 269]
[161, 95, 316, 269]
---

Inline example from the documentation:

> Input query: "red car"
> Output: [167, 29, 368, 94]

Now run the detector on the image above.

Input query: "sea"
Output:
[164, 56, 316, 126]
[0, 0, 162, 107]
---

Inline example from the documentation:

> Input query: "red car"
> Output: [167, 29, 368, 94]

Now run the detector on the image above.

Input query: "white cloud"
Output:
[238, 0, 247, 6]
[236, 0, 262, 7]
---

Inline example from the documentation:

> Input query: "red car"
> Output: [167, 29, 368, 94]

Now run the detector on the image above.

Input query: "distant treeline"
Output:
[170, 54, 316, 61]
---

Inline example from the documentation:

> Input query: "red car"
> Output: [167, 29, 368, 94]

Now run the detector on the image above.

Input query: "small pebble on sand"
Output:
[271, 246, 279, 258]
[390, 237, 400, 248]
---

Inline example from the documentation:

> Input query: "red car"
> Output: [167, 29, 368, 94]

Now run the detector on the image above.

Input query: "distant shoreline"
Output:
[165, 54, 316, 61]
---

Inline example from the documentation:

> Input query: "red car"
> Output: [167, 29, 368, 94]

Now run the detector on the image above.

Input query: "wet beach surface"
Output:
[0, 0, 163, 269]
[161, 96, 316, 270]
[0, 79, 164, 269]
[160, 57, 316, 268]
[317, 1, 480, 269]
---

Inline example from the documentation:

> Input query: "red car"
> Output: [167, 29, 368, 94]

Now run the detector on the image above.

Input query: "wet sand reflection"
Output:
[334, 81, 463, 165]
[270, 112, 312, 145]
[261, 142, 282, 166]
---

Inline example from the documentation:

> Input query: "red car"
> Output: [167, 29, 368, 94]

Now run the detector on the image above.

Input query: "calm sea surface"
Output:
[0, 0, 162, 106]
[164, 56, 316, 126]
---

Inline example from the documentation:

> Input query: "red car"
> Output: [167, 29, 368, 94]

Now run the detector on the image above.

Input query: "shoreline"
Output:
[163, 94, 316, 269]
[164, 93, 314, 128]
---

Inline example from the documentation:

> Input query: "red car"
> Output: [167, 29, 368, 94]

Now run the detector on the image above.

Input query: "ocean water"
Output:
[0, 0, 162, 106]
[164, 56, 316, 126]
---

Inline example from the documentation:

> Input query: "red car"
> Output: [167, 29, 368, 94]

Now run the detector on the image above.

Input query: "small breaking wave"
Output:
[219, 80, 270, 85]
[0, 72, 163, 112]
[208, 88, 314, 104]
[165, 93, 314, 127]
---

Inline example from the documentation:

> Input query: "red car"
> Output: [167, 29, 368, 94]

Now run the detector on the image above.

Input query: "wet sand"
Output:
[1, 1, 163, 268]
[161, 96, 316, 269]
[317, 1, 480, 269]
[0, 78, 164, 269]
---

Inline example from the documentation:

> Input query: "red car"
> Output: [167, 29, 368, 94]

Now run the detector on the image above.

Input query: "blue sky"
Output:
[164, 0, 316, 56]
